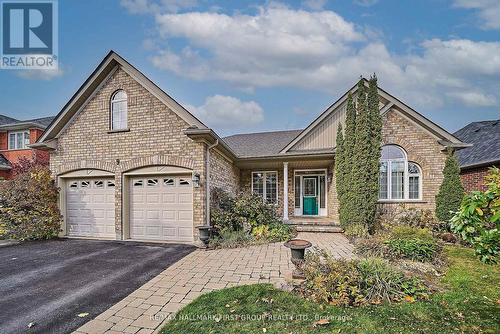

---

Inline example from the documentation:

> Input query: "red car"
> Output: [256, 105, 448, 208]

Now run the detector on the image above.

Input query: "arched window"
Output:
[379, 145, 422, 200]
[111, 90, 127, 130]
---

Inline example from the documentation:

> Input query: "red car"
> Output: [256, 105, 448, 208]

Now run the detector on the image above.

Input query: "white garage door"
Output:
[66, 178, 116, 238]
[129, 175, 193, 241]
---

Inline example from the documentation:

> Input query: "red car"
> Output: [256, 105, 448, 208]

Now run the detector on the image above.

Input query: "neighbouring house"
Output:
[0, 114, 55, 179]
[454, 120, 500, 192]
[33, 51, 468, 242]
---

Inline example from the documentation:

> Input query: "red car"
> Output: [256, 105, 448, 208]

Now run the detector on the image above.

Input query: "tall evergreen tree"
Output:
[335, 124, 346, 224]
[365, 75, 382, 232]
[342, 93, 357, 225]
[436, 150, 465, 222]
[351, 79, 371, 227]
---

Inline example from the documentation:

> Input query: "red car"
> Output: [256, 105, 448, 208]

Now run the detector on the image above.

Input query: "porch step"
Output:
[294, 225, 343, 233]
[285, 220, 343, 233]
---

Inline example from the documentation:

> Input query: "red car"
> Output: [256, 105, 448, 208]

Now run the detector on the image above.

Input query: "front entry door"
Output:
[303, 177, 318, 215]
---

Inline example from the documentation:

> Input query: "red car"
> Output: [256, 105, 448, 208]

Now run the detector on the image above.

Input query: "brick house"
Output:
[34, 51, 468, 242]
[0, 115, 54, 179]
[454, 120, 500, 192]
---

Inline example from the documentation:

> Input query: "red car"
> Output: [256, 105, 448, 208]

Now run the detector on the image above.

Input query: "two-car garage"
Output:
[62, 167, 194, 242]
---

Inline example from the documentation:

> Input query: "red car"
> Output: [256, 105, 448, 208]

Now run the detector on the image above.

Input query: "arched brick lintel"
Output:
[119, 154, 196, 173]
[55, 160, 116, 176]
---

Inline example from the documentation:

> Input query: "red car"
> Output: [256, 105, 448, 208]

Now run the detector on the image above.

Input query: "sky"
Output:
[0, 0, 499, 136]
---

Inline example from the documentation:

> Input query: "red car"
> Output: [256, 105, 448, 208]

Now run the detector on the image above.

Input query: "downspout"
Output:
[206, 139, 219, 226]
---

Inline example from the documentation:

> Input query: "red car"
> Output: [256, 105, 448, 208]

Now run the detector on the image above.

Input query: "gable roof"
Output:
[224, 130, 303, 158]
[453, 119, 500, 169]
[0, 114, 55, 130]
[37, 50, 207, 146]
[280, 79, 468, 153]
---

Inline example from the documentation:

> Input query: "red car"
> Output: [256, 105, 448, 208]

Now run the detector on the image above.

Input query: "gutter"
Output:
[460, 158, 500, 171]
[205, 139, 219, 226]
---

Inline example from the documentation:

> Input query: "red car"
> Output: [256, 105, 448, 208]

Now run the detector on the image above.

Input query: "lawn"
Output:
[161, 246, 499, 334]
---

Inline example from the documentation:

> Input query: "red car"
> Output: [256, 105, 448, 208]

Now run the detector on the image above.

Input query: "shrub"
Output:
[384, 226, 438, 262]
[302, 250, 364, 306]
[252, 223, 296, 242]
[450, 167, 500, 264]
[208, 229, 255, 249]
[301, 250, 429, 306]
[435, 150, 464, 223]
[0, 166, 61, 240]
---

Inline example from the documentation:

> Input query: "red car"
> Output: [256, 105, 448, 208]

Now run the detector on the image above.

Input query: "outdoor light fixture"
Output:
[192, 172, 201, 188]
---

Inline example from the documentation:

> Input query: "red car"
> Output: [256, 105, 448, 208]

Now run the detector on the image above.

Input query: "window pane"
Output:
[381, 145, 405, 160]
[379, 161, 388, 199]
[294, 176, 300, 208]
[265, 172, 277, 204]
[8, 133, 15, 149]
[303, 178, 316, 197]
[391, 161, 404, 199]
[24, 132, 30, 147]
[252, 173, 264, 198]
[408, 162, 419, 174]
[16, 133, 23, 149]
[111, 98, 127, 130]
[319, 176, 326, 208]
[409, 176, 419, 199]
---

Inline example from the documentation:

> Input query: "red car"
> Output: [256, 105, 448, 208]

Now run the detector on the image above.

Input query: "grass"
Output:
[160, 246, 499, 334]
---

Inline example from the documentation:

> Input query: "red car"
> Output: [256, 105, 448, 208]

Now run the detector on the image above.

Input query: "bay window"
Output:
[252, 171, 278, 204]
[379, 145, 422, 200]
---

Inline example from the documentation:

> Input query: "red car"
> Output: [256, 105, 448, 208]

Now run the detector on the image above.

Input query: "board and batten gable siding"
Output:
[290, 101, 347, 151]
[50, 66, 207, 239]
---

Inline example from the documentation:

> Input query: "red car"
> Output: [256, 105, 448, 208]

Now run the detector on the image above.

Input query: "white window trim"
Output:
[379, 146, 423, 202]
[251, 171, 278, 205]
[8, 130, 30, 150]
[110, 90, 128, 130]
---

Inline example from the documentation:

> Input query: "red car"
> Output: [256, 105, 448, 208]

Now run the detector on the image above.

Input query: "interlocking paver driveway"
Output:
[74, 233, 354, 334]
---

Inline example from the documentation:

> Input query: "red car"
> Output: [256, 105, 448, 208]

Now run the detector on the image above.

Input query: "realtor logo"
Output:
[1, 0, 58, 69]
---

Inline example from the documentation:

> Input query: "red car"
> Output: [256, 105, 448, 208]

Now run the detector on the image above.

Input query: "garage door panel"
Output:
[162, 193, 176, 204]
[66, 178, 115, 239]
[130, 175, 193, 242]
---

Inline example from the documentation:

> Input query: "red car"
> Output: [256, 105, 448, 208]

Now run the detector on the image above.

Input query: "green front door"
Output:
[303, 177, 318, 215]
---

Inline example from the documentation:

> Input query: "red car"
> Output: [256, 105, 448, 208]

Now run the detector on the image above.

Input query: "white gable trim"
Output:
[38, 51, 206, 144]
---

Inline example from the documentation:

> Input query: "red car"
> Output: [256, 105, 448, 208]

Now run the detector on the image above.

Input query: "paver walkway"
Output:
[74, 233, 353, 334]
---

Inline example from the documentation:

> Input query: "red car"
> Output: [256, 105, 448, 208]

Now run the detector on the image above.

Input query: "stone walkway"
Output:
[73, 233, 353, 334]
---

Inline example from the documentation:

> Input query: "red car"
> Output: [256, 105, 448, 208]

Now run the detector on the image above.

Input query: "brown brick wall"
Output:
[50, 67, 207, 240]
[460, 166, 496, 192]
[209, 149, 240, 196]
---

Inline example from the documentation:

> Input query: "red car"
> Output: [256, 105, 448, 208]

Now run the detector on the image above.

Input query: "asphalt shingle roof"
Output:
[0, 115, 19, 125]
[0, 154, 11, 169]
[0, 114, 55, 128]
[223, 129, 303, 158]
[454, 119, 500, 168]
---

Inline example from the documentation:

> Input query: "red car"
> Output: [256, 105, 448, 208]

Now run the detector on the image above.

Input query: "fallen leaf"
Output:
[263, 328, 267, 333]
[230, 309, 236, 313]
[495, 299, 500, 305]
[404, 296, 415, 303]
[225, 304, 230, 308]
[77, 313, 89, 318]
[27, 322, 35, 328]
[313, 319, 330, 327]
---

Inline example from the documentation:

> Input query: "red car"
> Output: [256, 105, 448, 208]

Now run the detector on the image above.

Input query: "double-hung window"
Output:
[379, 145, 422, 200]
[8, 131, 30, 150]
[252, 171, 278, 205]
